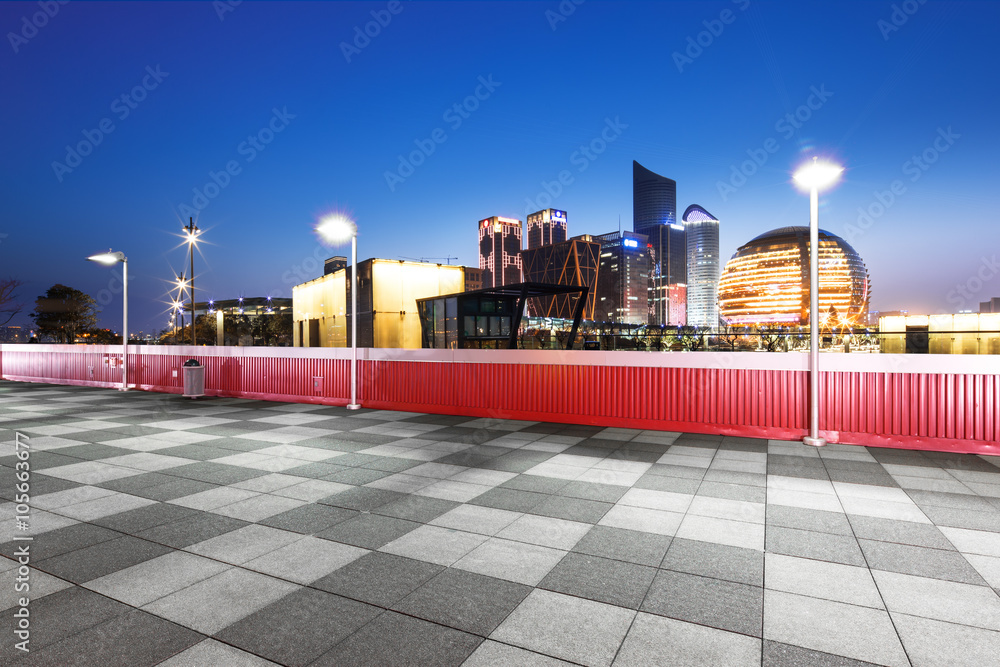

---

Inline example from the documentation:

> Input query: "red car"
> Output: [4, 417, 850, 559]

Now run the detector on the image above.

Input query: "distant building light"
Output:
[623, 239, 638, 248]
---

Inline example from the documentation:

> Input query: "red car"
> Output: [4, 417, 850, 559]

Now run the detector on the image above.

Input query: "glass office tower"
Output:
[478, 216, 523, 288]
[633, 161, 685, 325]
[683, 204, 720, 329]
[594, 230, 651, 324]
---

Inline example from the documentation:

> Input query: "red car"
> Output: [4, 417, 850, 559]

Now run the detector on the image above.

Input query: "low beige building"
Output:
[293, 259, 464, 348]
[879, 313, 1000, 354]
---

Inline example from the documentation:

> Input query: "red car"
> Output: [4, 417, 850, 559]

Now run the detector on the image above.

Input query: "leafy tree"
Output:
[0, 277, 24, 326]
[81, 328, 122, 345]
[31, 284, 98, 343]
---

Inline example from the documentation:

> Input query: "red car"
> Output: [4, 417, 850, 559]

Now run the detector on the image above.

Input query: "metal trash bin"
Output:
[182, 359, 205, 398]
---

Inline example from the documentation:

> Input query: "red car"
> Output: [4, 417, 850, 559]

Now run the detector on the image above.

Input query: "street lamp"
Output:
[793, 157, 843, 447]
[87, 250, 128, 391]
[316, 213, 361, 410]
[184, 218, 201, 345]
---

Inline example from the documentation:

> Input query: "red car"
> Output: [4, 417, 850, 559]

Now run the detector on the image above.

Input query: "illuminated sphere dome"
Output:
[718, 226, 870, 326]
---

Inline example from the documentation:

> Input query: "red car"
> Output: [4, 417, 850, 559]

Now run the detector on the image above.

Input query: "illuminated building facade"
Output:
[463, 266, 484, 292]
[525, 209, 567, 249]
[594, 230, 651, 324]
[718, 226, 870, 326]
[293, 259, 464, 348]
[683, 204, 720, 328]
[478, 216, 522, 288]
[633, 161, 685, 325]
[522, 234, 600, 320]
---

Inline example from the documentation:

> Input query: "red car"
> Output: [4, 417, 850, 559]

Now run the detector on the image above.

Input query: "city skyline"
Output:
[2, 1, 997, 333]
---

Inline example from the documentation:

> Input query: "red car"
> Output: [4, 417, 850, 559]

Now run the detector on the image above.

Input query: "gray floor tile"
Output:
[765, 505, 854, 536]
[134, 512, 249, 549]
[860, 538, 987, 584]
[765, 526, 866, 566]
[322, 466, 393, 485]
[310, 611, 482, 666]
[644, 463, 707, 480]
[572, 525, 671, 567]
[35, 535, 172, 584]
[462, 640, 577, 666]
[556, 480, 629, 503]
[872, 569, 1000, 629]
[393, 568, 531, 636]
[633, 473, 702, 494]
[154, 639, 282, 666]
[316, 513, 420, 549]
[642, 569, 763, 637]
[91, 502, 199, 534]
[18, 608, 202, 667]
[764, 589, 908, 667]
[130, 478, 220, 502]
[848, 514, 956, 549]
[258, 502, 358, 534]
[215, 588, 381, 666]
[539, 552, 656, 609]
[469, 486, 549, 512]
[0, 522, 119, 560]
[530, 495, 613, 523]
[499, 474, 570, 494]
[85, 550, 230, 606]
[375, 494, 460, 522]
[891, 611, 1000, 667]
[317, 485, 405, 511]
[615, 612, 761, 667]
[703, 469, 767, 487]
[697, 481, 767, 503]
[491, 589, 635, 667]
[313, 551, 443, 607]
[0, 586, 130, 653]
[661, 537, 764, 586]
[762, 640, 883, 667]
[921, 504, 1000, 532]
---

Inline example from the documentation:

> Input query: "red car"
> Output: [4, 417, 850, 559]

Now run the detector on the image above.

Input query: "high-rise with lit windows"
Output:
[683, 204, 720, 328]
[478, 216, 522, 288]
[594, 230, 651, 324]
[525, 209, 567, 249]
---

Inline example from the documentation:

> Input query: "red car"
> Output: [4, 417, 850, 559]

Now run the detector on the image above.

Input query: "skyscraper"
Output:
[683, 204, 720, 329]
[525, 209, 567, 249]
[522, 234, 600, 320]
[478, 216, 522, 288]
[633, 160, 685, 326]
[594, 230, 651, 324]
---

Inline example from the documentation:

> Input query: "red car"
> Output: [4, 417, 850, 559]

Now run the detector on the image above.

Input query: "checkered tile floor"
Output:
[2, 381, 1000, 666]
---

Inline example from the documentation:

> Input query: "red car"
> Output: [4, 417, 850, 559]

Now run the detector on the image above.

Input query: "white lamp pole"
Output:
[793, 158, 843, 447]
[87, 251, 128, 391]
[316, 213, 361, 410]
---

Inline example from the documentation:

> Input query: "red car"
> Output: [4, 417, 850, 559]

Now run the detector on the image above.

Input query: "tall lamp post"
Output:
[793, 157, 843, 447]
[87, 251, 128, 391]
[316, 214, 361, 410]
[184, 218, 201, 345]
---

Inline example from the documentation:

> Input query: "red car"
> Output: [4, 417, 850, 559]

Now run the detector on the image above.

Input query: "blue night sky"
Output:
[2, 0, 998, 334]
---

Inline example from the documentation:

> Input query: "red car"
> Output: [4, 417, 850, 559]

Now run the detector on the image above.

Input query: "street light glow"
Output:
[793, 157, 843, 191]
[316, 213, 357, 246]
[87, 251, 125, 265]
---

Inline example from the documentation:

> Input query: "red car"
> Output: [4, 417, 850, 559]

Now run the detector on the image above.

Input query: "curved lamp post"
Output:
[793, 157, 843, 447]
[183, 219, 201, 345]
[316, 214, 361, 410]
[87, 250, 128, 391]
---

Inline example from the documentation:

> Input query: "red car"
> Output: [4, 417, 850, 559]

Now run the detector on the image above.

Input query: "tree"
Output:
[32, 285, 98, 343]
[0, 277, 24, 326]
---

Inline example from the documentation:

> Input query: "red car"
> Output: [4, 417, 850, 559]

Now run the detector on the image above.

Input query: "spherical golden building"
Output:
[718, 227, 870, 326]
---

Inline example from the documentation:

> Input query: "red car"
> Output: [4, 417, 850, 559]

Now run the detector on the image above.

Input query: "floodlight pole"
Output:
[122, 257, 128, 391]
[804, 185, 825, 447]
[348, 234, 360, 410]
[186, 218, 198, 346]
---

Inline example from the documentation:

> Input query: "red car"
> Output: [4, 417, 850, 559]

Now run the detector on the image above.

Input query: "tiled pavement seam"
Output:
[2, 382, 1000, 665]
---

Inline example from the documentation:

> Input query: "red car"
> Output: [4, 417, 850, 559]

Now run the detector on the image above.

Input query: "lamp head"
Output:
[87, 250, 125, 265]
[316, 213, 357, 246]
[793, 157, 843, 191]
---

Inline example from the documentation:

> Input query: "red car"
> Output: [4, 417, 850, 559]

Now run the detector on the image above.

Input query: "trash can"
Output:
[182, 359, 205, 398]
